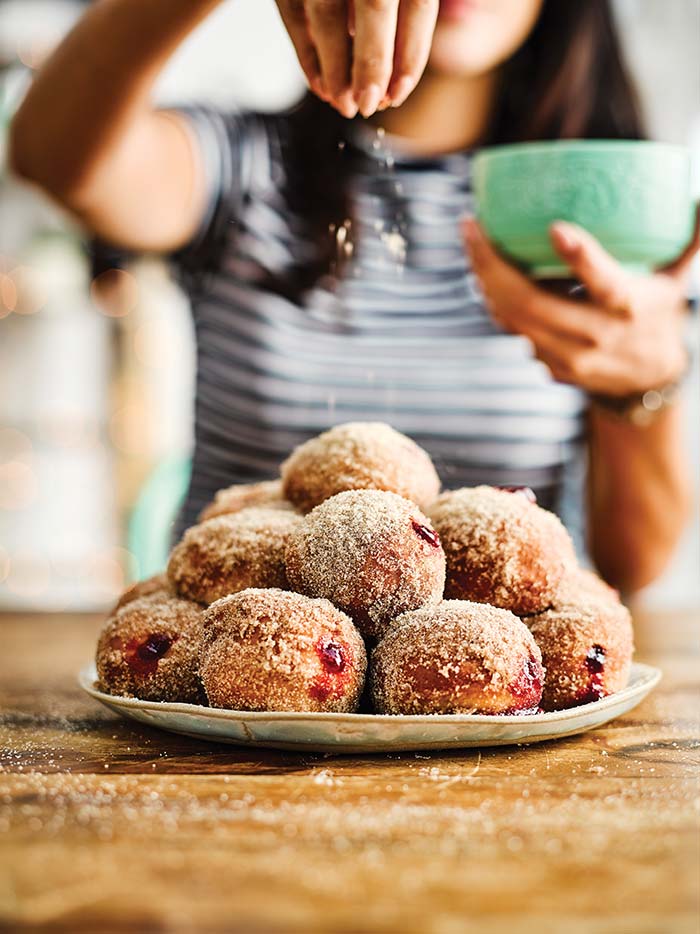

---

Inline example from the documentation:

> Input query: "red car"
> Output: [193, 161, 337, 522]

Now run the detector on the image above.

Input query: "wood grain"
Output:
[1, 609, 698, 933]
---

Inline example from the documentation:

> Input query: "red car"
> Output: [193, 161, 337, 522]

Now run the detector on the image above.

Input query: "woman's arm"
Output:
[9, 0, 222, 252]
[10, 0, 439, 247]
[588, 403, 691, 592]
[465, 214, 699, 595]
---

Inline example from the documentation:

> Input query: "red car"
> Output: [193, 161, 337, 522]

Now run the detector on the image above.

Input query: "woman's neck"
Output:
[373, 69, 498, 155]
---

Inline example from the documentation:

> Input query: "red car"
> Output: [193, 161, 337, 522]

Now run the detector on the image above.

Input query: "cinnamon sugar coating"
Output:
[371, 600, 544, 715]
[96, 596, 204, 703]
[550, 567, 619, 609]
[281, 422, 441, 513]
[428, 486, 576, 616]
[167, 508, 302, 605]
[112, 573, 173, 613]
[198, 479, 294, 522]
[525, 597, 634, 711]
[200, 588, 367, 713]
[285, 489, 446, 640]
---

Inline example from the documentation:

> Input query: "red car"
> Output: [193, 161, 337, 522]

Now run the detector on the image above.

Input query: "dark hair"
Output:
[487, 0, 644, 142]
[281, 0, 644, 293]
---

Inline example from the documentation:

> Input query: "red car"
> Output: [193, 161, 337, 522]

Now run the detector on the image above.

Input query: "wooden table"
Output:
[1, 609, 698, 933]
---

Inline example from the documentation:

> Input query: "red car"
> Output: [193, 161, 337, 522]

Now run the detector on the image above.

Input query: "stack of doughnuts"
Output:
[96, 421, 634, 715]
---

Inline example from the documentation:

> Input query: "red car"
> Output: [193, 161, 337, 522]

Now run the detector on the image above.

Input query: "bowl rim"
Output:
[473, 139, 689, 164]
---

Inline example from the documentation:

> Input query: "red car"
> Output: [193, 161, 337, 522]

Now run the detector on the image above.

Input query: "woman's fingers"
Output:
[347, 0, 356, 35]
[465, 217, 527, 294]
[465, 218, 683, 394]
[465, 219, 613, 345]
[280, 0, 438, 118]
[351, 0, 400, 116]
[519, 324, 586, 380]
[388, 0, 439, 107]
[504, 313, 620, 393]
[549, 221, 634, 316]
[515, 290, 620, 347]
[494, 310, 607, 390]
[306, 0, 356, 116]
[275, 1, 323, 92]
[660, 201, 700, 279]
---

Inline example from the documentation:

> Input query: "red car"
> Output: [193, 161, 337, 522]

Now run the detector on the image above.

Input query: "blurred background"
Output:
[0, 0, 698, 612]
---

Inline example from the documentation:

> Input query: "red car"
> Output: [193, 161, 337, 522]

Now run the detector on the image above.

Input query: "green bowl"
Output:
[472, 140, 694, 277]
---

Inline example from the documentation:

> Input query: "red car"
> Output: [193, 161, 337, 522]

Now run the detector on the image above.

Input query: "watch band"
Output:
[591, 381, 683, 426]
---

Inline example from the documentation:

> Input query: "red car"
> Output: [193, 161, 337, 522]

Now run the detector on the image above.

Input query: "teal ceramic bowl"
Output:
[472, 140, 694, 277]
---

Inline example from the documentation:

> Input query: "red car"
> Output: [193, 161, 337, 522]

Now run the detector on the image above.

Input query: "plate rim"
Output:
[78, 661, 661, 727]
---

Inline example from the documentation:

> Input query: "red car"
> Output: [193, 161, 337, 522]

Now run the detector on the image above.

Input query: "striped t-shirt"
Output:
[172, 104, 588, 548]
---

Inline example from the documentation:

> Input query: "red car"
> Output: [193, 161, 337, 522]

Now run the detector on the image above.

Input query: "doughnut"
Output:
[96, 596, 204, 703]
[167, 507, 301, 604]
[550, 567, 619, 609]
[285, 489, 446, 640]
[428, 485, 576, 616]
[111, 573, 173, 613]
[370, 600, 544, 715]
[525, 600, 633, 710]
[280, 421, 440, 513]
[198, 479, 294, 522]
[200, 588, 367, 713]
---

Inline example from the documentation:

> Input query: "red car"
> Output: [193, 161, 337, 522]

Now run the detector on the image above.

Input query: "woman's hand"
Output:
[464, 211, 700, 396]
[9, 0, 223, 253]
[275, 0, 439, 118]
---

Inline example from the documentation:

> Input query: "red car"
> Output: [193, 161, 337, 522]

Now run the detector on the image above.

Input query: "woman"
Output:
[10, 0, 697, 592]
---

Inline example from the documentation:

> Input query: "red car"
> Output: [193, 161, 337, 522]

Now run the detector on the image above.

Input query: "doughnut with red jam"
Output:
[525, 598, 633, 710]
[96, 596, 204, 702]
[284, 489, 446, 640]
[199, 588, 366, 713]
[370, 600, 544, 715]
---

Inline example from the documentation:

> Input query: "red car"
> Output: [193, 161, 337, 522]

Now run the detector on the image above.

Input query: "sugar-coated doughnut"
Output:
[198, 479, 294, 522]
[428, 485, 576, 616]
[281, 422, 440, 513]
[200, 588, 367, 713]
[167, 507, 301, 604]
[96, 596, 203, 703]
[112, 573, 173, 613]
[550, 567, 619, 609]
[371, 600, 544, 715]
[285, 489, 446, 640]
[525, 599, 633, 710]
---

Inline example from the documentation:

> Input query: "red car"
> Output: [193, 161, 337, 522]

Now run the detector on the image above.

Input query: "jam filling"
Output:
[411, 519, 440, 548]
[309, 683, 331, 702]
[577, 643, 607, 704]
[309, 639, 348, 702]
[125, 632, 175, 675]
[510, 655, 543, 708]
[318, 640, 346, 673]
[585, 643, 606, 674]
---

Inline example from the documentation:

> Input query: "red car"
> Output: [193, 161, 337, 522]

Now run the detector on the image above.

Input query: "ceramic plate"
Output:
[79, 662, 660, 754]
